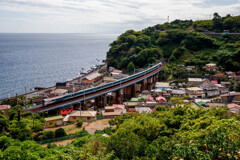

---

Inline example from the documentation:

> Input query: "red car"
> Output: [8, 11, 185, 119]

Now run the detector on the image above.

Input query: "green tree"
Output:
[127, 61, 135, 73]
[55, 128, 67, 138]
[9, 121, 32, 141]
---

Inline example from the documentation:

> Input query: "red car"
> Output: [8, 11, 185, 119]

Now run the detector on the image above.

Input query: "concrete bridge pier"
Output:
[123, 85, 133, 99]
[112, 90, 120, 104]
[95, 96, 105, 109]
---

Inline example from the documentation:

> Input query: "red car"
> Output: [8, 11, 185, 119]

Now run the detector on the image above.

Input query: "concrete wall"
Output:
[68, 116, 96, 122]
[45, 119, 63, 128]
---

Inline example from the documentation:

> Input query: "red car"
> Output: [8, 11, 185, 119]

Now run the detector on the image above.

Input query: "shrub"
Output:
[0, 136, 14, 151]
[47, 143, 57, 148]
[155, 105, 166, 111]
[42, 131, 55, 140]
[71, 135, 92, 148]
[55, 128, 67, 138]
[76, 120, 83, 128]
[33, 132, 43, 141]
[31, 120, 43, 132]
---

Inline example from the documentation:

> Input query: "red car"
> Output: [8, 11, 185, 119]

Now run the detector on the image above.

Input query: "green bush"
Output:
[31, 120, 43, 132]
[55, 128, 67, 138]
[33, 132, 43, 141]
[155, 105, 166, 111]
[71, 135, 92, 148]
[42, 131, 55, 140]
[76, 120, 83, 128]
[47, 143, 57, 148]
[0, 136, 14, 151]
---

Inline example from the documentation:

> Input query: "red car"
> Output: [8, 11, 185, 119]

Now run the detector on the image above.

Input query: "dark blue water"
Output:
[0, 33, 117, 99]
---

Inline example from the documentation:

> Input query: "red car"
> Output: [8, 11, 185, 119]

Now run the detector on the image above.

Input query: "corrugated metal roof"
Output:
[0, 105, 11, 110]
[85, 72, 101, 81]
[45, 115, 63, 121]
[69, 111, 97, 117]
[188, 78, 202, 82]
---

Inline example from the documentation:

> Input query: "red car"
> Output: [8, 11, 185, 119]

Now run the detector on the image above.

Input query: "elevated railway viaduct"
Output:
[24, 62, 166, 113]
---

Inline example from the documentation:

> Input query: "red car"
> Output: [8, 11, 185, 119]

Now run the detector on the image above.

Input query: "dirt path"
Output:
[42, 119, 110, 147]
[85, 119, 110, 134]
[42, 139, 75, 147]
[44, 122, 88, 134]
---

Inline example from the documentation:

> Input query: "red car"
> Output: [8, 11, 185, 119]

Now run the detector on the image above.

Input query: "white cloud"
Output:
[0, 0, 239, 33]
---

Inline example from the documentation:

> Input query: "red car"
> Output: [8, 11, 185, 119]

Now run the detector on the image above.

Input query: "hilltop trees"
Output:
[106, 13, 240, 73]
[127, 62, 135, 73]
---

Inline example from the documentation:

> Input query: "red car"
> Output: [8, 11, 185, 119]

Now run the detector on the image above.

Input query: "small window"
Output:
[72, 116, 76, 119]
[87, 117, 91, 120]
[49, 122, 53, 125]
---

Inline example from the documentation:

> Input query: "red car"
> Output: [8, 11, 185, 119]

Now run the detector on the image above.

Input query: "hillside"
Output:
[2, 106, 240, 159]
[106, 13, 240, 75]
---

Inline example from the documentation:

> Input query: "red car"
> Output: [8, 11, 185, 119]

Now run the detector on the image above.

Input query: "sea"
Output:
[0, 33, 118, 99]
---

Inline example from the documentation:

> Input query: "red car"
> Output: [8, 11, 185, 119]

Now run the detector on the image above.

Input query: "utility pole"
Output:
[101, 95, 103, 115]
[167, 16, 169, 23]
[79, 102, 82, 120]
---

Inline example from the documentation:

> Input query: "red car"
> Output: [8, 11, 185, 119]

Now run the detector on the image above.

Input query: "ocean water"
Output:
[0, 33, 117, 99]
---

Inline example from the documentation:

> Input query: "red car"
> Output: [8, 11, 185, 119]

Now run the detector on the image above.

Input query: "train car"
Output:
[43, 62, 162, 105]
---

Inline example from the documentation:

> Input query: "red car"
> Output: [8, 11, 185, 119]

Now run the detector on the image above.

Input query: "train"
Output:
[43, 62, 162, 105]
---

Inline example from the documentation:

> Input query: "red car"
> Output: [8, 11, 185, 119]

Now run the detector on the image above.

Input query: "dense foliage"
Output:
[106, 13, 240, 75]
[2, 106, 240, 159]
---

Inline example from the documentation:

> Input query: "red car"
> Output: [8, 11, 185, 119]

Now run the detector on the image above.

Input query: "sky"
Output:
[0, 0, 240, 33]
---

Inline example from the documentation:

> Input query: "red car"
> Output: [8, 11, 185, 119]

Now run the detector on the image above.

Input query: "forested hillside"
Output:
[106, 13, 240, 73]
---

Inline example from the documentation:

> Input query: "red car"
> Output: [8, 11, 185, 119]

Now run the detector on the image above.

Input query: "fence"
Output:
[37, 132, 88, 144]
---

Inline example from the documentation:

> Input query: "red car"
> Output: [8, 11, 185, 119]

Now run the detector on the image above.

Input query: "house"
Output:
[220, 82, 231, 88]
[146, 96, 154, 102]
[82, 72, 101, 84]
[44, 115, 64, 128]
[215, 84, 229, 94]
[135, 107, 152, 113]
[108, 67, 115, 72]
[212, 73, 226, 80]
[152, 88, 162, 96]
[203, 63, 218, 71]
[211, 80, 218, 84]
[111, 72, 122, 79]
[186, 66, 197, 72]
[155, 96, 167, 103]
[186, 87, 205, 99]
[103, 77, 116, 83]
[220, 92, 240, 104]
[99, 66, 107, 74]
[113, 104, 126, 111]
[128, 108, 136, 113]
[68, 111, 97, 122]
[138, 101, 160, 107]
[229, 75, 240, 81]
[170, 89, 186, 97]
[187, 78, 203, 86]
[199, 83, 220, 97]
[228, 103, 240, 115]
[202, 78, 210, 84]
[155, 82, 171, 90]
[102, 106, 126, 119]
[123, 102, 139, 108]
[225, 71, 236, 78]
[0, 105, 11, 113]
[56, 82, 67, 88]
[50, 89, 68, 96]
[55, 82, 73, 92]
[207, 103, 225, 107]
